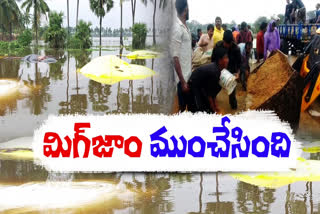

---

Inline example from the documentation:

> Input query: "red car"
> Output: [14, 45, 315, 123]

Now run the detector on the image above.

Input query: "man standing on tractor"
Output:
[292, 0, 306, 24]
[284, 0, 294, 24]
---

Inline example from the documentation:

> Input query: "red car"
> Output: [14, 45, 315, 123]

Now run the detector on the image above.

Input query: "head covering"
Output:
[264, 20, 280, 59]
[267, 20, 276, 33]
[272, 15, 280, 21]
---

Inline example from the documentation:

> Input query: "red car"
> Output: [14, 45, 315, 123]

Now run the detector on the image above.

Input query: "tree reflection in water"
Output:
[26, 62, 51, 115]
[45, 49, 66, 81]
[203, 173, 234, 214]
[59, 53, 71, 115]
[70, 50, 91, 115]
[284, 182, 317, 214]
[124, 173, 173, 213]
[236, 181, 275, 214]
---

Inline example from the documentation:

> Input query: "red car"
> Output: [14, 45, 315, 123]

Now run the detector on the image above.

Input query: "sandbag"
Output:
[192, 47, 212, 72]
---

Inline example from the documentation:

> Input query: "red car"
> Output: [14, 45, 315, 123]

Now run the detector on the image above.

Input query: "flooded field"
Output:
[1, 40, 320, 213]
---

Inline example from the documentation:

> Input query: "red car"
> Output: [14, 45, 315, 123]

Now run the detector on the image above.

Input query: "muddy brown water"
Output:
[0, 49, 320, 213]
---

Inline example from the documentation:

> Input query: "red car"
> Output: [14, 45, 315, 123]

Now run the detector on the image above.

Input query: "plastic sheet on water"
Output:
[231, 158, 320, 189]
[78, 55, 156, 85]
[126, 50, 161, 60]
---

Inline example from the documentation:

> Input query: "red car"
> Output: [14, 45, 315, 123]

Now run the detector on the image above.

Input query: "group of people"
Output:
[284, 0, 306, 24]
[171, 0, 283, 115]
[172, 0, 248, 114]
[285, 0, 320, 24]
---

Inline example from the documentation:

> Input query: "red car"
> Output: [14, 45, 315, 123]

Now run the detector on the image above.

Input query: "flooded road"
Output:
[1, 44, 320, 213]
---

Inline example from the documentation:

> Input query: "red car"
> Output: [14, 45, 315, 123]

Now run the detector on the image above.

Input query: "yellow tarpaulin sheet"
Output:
[0, 149, 33, 161]
[231, 158, 320, 189]
[78, 55, 156, 85]
[126, 50, 161, 60]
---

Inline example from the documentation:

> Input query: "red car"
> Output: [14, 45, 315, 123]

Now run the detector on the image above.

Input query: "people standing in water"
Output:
[171, 0, 192, 112]
[213, 30, 241, 110]
[188, 46, 229, 113]
[256, 22, 268, 63]
[198, 24, 214, 52]
[264, 20, 281, 60]
[213, 17, 224, 47]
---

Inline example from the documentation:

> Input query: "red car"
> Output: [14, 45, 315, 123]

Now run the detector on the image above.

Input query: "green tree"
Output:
[89, 0, 114, 55]
[0, 0, 22, 40]
[69, 20, 92, 49]
[17, 29, 32, 46]
[21, 0, 50, 46]
[44, 11, 66, 48]
[132, 23, 147, 49]
[277, 14, 285, 25]
[19, 11, 32, 30]
[253, 16, 269, 34]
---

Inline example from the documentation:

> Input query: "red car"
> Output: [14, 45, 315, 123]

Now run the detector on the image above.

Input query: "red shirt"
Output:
[256, 30, 264, 55]
[237, 30, 253, 44]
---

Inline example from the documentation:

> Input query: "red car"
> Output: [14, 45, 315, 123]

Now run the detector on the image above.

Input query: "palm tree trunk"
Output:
[99, 0, 102, 56]
[76, 0, 80, 26]
[34, 1, 38, 46]
[131, 0, 136, 27]
[153, 0, 157, 46]
[9, 23, 12, 41]
[120, 2, 123, 47]
[99, 15, 102, 56]
[67, 0, 70, 36]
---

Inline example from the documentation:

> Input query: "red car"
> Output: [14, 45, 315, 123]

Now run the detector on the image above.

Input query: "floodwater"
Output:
[1, 39, 320, 213]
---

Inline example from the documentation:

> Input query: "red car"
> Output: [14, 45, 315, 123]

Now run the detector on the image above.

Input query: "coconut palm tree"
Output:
[89, 0, 114, 56]
[67, 0, 70, 36]
[120, 0, 128, 47]
[20, 11, 31, 30]
[21, 0, 49, 46]
[150, 0, 167, 45]
[130, 0, 147, 27]
[0, 0, 22, 40]
[76, 0, 80, 26]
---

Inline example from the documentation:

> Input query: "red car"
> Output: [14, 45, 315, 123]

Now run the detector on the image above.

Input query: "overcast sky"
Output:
[22, 0, 172, 29]
[188, 0, 320, 24]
